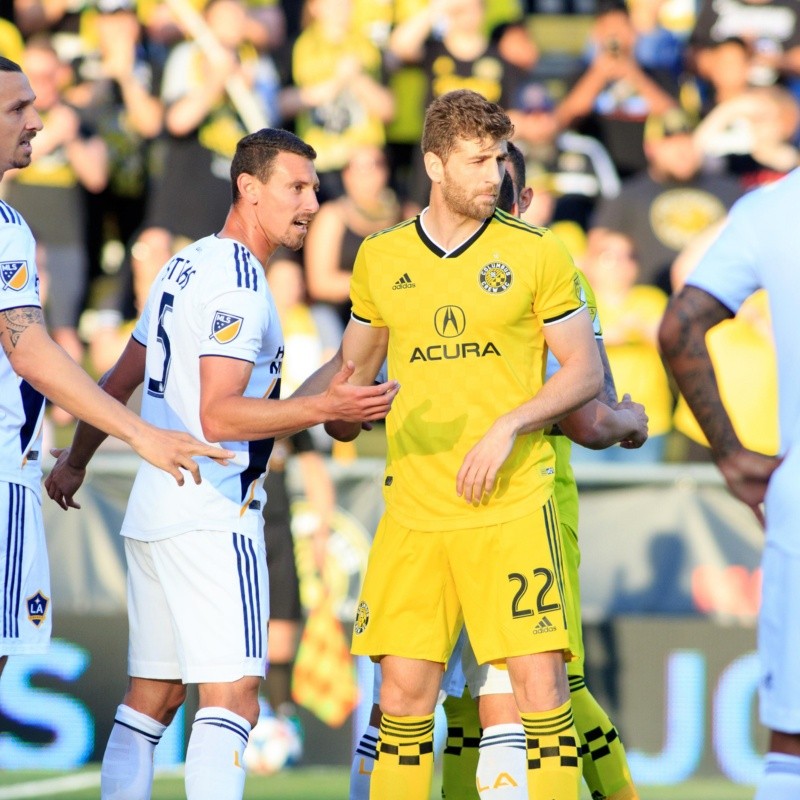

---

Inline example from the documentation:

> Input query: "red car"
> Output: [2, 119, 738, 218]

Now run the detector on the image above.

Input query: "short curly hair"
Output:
[421, 90, 514, 162]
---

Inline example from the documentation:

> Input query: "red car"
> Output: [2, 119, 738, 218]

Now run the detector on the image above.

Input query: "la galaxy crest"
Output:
[210, 311, 243, 344]
[478, 259, 512, 294]
[27, 590, 49, 627]
[0, 261, 28, 292]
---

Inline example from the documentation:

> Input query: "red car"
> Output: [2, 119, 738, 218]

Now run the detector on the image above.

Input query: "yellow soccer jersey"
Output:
[546, 270, 602, 534]
[350, 209, 585, 531]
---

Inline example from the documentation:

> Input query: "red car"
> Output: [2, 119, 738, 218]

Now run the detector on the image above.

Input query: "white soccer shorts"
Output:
[125, 530, 269, 683]
[0, 482, 50, 657]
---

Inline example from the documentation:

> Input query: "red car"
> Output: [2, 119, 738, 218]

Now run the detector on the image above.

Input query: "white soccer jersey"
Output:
[122, 235, 284, 542]
[0, 199, 45, 496]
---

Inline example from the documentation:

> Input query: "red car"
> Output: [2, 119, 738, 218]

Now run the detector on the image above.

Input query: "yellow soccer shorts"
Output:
[351, 496, 572, 666]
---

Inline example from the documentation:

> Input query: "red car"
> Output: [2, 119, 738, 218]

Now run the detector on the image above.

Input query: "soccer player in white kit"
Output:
[0, 58, 229, 682]
[47, 128, 399, 800]
[660, 169, 800, 800]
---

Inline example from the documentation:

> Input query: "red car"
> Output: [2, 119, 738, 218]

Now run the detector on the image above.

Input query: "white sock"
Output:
[476, 723, 528, 798]
[349, 724, 379, 800]
[101, 704, 166, 800]
[755, 752, 800, 800]
[185, 707, 251, 800]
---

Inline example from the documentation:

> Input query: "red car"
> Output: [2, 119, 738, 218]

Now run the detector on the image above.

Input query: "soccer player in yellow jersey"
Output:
[323, 89, 604, 800]
[439, 145, 647, 800]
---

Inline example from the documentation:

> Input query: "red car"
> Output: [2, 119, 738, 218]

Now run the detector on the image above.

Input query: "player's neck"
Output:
[218, 208, 272, 266]
[422, 200, 486, 252]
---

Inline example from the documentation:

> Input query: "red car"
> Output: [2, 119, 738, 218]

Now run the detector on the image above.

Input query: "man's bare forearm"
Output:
[659, 286, 737, 460]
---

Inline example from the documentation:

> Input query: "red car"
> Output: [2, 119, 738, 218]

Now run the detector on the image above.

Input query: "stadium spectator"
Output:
[303, 145, 407, 332]
[589, 107, 741, 292]
[131, 0, 281, 301]
[513, 80, 621, 232]
[291, 0, 394, 202]
[388, 0, 529, 206]
[694, 84, 800, 191]
[70, 0, 166, 319]
[555, 0, 680, 178]
[688, 0, 800, 92]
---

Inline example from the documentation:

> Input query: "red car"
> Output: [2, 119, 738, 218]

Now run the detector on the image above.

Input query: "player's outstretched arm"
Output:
[308, 321, 390, 442]
[199, 324, 396, 444]
[42, 335, 235, 509]
[659, 285, 781, 522]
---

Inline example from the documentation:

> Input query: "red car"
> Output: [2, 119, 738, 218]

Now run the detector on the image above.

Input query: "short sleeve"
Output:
[686, 202, 760, 315]
[349, 242, 386, 327]
[577, 268, 603, 338]
[0, 222, 40, 312]
[534, 229, 585, 325]
[199, 288, 270, 362]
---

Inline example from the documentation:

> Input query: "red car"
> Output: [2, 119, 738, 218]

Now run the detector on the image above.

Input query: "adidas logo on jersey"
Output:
[392, 273, 416, 290]
[533, 616, 556, 634]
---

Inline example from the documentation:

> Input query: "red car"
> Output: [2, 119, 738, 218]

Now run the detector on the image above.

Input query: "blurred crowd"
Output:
[0, 0, 792, 460]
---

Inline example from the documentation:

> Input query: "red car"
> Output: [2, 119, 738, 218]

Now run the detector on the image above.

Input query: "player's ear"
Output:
[518, 186, 534, 215]
[237, 172, 259, 205]
[424, 151, 444, 184]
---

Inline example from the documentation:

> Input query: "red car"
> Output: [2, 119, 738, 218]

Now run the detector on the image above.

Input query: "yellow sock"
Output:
[442, 692, 482, 799]
[520, 701, 581, 800]
[369, 712, 435, 800]
[569, 674, 639, 800]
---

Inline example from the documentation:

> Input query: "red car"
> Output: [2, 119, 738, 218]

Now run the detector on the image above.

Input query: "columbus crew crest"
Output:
[210, 311, 243, 344]
[0, 261, 29, 292]
[479, 261, 512, 294]
[354, 601, 370, 635]
[27, 591, 49, 627]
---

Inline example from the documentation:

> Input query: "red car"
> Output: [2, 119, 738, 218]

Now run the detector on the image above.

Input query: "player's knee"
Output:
[507, 652, 569, 712]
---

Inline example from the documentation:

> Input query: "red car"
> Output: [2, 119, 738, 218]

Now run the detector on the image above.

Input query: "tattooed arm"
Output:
[659, 286, 781, 524]
[0, 306, 232, 496]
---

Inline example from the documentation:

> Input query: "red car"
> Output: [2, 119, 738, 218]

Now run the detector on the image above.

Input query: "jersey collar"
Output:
[415, 208, 492, 258]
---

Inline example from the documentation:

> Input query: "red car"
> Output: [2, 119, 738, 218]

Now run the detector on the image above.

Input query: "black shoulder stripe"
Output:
[365, 217, 417, 241]
[493, 211, 545, 237]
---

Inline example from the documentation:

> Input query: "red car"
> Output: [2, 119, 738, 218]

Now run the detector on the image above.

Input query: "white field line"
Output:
[0, 772, 101, 799]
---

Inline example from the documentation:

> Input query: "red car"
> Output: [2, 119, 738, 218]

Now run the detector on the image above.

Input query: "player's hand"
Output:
[131, 425, 234, 487]
[456, 418, 516, 505]
[45, 448, 86, 511]
[323, 361, 399, 423]
[617, 393, 649, 449]
[717, 448, 783, 526]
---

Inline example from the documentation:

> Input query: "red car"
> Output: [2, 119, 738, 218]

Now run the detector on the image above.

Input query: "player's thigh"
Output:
[130, 531, 269, 684]
[759, 541, 800, 733]
[448, 497, 570, 665]
[351, 515, 461, 663]
[0, 484, 50, 656]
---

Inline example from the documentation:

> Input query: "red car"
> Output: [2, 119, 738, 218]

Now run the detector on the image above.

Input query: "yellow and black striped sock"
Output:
[368, 712, 435, 800]
[442, 692, 482, 799]
[569, 674, 639, 800]
[520, 701, 581, 800]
